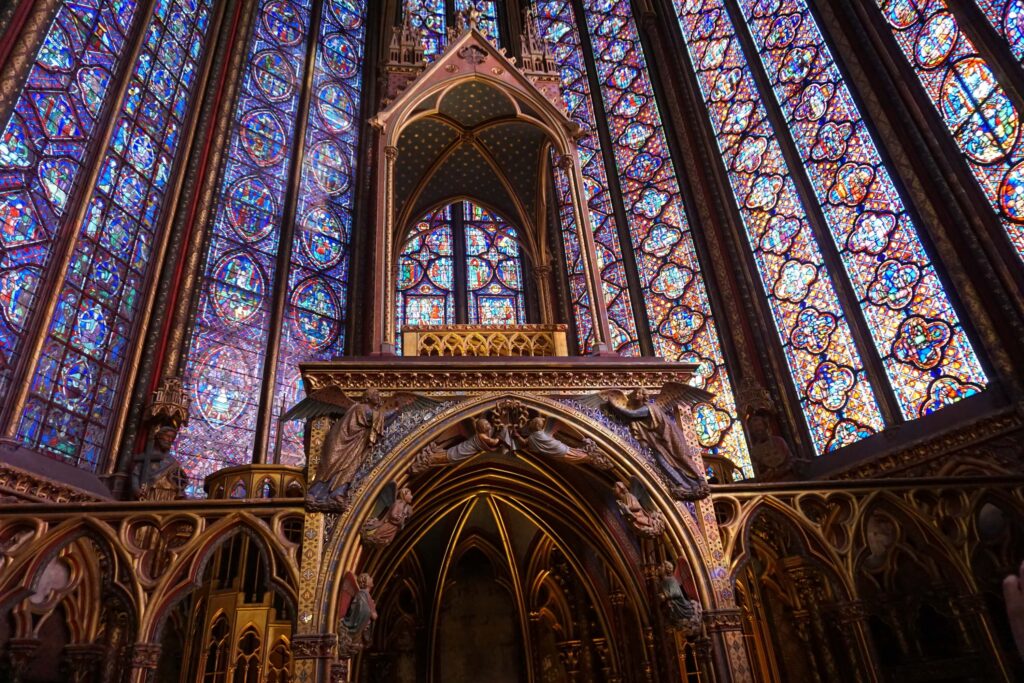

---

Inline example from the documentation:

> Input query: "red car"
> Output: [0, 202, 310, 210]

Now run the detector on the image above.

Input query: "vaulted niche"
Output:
[370, 27, 615, 355]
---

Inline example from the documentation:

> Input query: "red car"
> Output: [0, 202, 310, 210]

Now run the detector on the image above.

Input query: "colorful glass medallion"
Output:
[290, 277, 340, 350]
[192, 344, 253, 425]
[253, 50, 295, 102]
[316, 83, 355, 133]
[239, 109, 287, 166]
[211, 252, 265, 324]
[308, 140, 350, 194]
[263, 1, 305, 45]
[227, 176, 276, 241]
[299, 207, 345, 267]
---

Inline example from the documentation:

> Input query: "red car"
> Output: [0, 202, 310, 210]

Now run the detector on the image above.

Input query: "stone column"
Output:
[7, 638, 39, 683]
[63, 644, 105, 683]
[704, 609, 755, 683]
[835, 600, 881, 683]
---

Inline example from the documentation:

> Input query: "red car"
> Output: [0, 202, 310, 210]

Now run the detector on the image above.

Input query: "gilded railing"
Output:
[401, 324, 569, 357]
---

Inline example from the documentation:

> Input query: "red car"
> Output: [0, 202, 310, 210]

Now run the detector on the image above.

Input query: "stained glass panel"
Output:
[0, 1, 140, 405]
[671, 0, 885, 453]
[737, 0, 986, 421]
[464, 202, 526, 325]
[405, 0, 446, 56]
[269, 0, 367, 466]
[579, 0, 751, 472]
[17, 0, 214, 469]
[175, 0, 313, 492]
[396, 206, 456, 350]
[455, 0, 500, 42]
[974, 0, 1024, 61]
[876, 0, 1024, 264]
[536, 2, 641, 354]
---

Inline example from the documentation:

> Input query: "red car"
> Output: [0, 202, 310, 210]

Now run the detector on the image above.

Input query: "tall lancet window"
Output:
[0, 2, 142, 412]
[3, 2, 215, 468]
[874, 0, 1024, 264]
[176, 1, 368, 489]
[974, 1, 1024, 60]
[396, 202, 528, 350]
[404, 0, 503, 57]
[735, 0, 986, 420]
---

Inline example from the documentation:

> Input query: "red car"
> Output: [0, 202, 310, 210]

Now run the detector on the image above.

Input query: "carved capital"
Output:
[130, 643, 162, 670]
[384, 146, 399, 162]
[835, 601, 870, 624]
[329, 661, 350, 683]
[552, 153, 573, 170]
[292, 633, 337, 659]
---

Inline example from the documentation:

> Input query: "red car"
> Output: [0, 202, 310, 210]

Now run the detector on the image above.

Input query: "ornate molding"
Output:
[292, 633, 337, 659]
[703, 609, 743, 633]
[130, 643, 162, 670]
[0, 462, 106, 504]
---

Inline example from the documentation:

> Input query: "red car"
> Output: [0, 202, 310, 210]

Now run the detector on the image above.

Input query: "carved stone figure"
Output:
[337, 571, 377, 658]
[659, 559, 702, 638]
[282, 387, 432, 510]
[361, 484, 414, 548]
[1003, 560, 1024, 660]
[593, 383, 710, 500]
[745, 408, 796, 481]
[614, 479, 665, 538]
[131, 426, 187, 501]
[864, 512, 897, 570]
[519, 416, 611, 469]
[412, 417, 507, 473]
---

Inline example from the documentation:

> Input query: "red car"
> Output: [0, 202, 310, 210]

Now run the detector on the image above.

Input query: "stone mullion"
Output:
[825, 0, 1024, 394]
[453, 202, 469, 324]
[644, 0, 811, 455]
[0, 0, 60, 123]
[251, 0, 327, 464]
[568, 0, 656, 356]
[723, 0, 905, 426]
[345, 2, 385, 356]
[110, 0, 254, 494]
[0, 0, 159, 440]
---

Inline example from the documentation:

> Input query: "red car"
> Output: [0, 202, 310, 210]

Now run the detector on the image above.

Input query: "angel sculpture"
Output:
[518, 416, 613, 470]
[283, 387, 434, 509]
[360, 484, 414, 548]
[588, 383, 711, 500]
[614, 479, 665, 538]
[659, 558, 703, 639]
[412, 417, 508, 473]
[337, 571, 377, 657]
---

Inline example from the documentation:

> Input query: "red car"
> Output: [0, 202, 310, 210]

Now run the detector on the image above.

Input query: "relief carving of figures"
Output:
[659, 559, 702, 639]
[337, 571, 377, 658]
[587, 383, 710, 500]
[361, 484, 414, 548]
[412, 417, 509, 473]
[518, 416, 612, 470]
[614, 478, 665, 538]
[283, 387, 434, 511]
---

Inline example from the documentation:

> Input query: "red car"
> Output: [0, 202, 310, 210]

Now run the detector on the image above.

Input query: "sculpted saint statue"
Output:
[659, 559, 703, 638]
[337, 571, 377, 657]
[282, 387, 433, 508]
[361, 485, 414, 548]
[131, 425, 187, 501]
[614, 479, 665, 538]
[520, 416, 590, 462]
[589, 383, 711, 500]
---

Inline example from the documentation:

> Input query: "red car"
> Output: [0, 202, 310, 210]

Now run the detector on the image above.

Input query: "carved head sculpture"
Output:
[357, 573, 374, 591]
[745, 409, 772, 443]
[866, 512, 896, 559]
[474, 417, 493, 435]
[660, 560, 675, 578]
[364, 388, 381, 407]
[629, 387, 649, 406]
[527, 416, 546, 433]
[613, 481, 629, 499]
[398, 486, 413, 503]
[153, 425, 178, 453]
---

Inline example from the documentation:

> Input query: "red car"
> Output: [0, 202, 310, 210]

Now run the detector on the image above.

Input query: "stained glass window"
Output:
[396, 206, 456, 347]
[974, 0, 1024, 61]
[875, 0, 1024, 264]
[464, 203, 526, 325]
[175, 0, 314, 491]
[405, 0, 447, 56]
[577, 0, 751, 472]
[536, 2, 642, 355]
[405, 0, 501, 58]
[16, 0, 214, 468]
[672, 0, 887, 453]
[735, 0, 986, 421]
[269, 0, 367, 466]
[0, 1, 140, 405]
